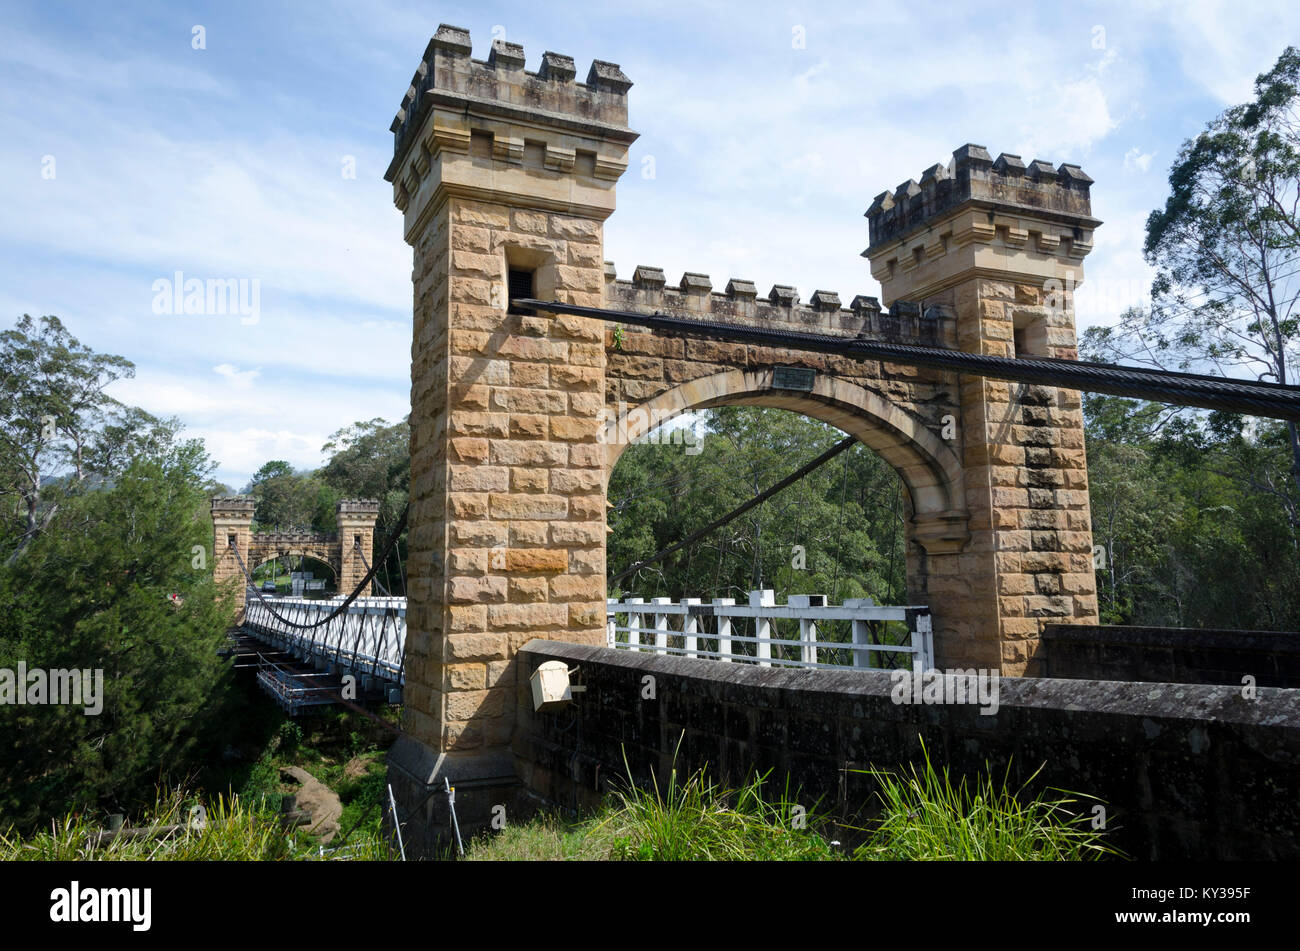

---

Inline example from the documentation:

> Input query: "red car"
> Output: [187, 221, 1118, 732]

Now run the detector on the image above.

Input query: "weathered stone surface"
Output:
[519, 641, 1300, 861]
[389, 23, 1101, 856]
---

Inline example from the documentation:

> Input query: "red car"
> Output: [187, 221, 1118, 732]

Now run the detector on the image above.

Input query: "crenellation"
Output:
[601, 269, 941, 345]
[632, 264, 665, 290]
[810, 289, 840, 312]
[1026, 159, 1058, 182]
[725, 278, 757, 300]
[993, 152, 1026, 176]
[866, 142, 1098, 256]
[769, 284, 798, 306]
[386, 23, 636, 190]
[488, 38, 525, 71]
[680, 272, 711, 293]
[539, 51, 577, 83]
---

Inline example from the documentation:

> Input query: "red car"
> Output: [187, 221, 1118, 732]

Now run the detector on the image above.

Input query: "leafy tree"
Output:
[607, 407, 905, 607]
[318, 417, 410, 594]
[1082, 392, 1300, 629]
[319, 417, 410, 528]
[1086, 46, 1300, 519]
[0, 314, 242, 830]
[241, 461, 324, 531]
[0, 408, 235, 830]
[0, 315, 135, 564]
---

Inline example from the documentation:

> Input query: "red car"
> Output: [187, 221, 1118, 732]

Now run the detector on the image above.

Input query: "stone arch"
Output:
[211, 497, 380, 620]
[247, 548, 340, 580]
[603, 368, 970, 553]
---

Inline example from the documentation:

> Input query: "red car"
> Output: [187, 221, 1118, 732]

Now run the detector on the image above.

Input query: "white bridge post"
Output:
[750, 589, 774, 666]
[714, 598, 735, 661]
[651, 597, 671, 654]
[682, 598, 701, 658]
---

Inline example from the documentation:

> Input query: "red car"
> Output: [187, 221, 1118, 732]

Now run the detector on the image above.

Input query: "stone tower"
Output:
[383, 24, 637, 852]
[863, 147, 1102, 674]
[337, 499, 382, 595]
[211, 496, 256, 622]
[210, 497, 381, 619]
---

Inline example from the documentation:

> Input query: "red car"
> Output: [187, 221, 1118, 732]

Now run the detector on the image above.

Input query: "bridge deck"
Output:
[237, 592, 406, 713]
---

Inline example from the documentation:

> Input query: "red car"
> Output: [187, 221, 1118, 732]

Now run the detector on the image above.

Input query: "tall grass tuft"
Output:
[582, 751, 838, 861]
[0, 787, 388, 861]
[850, 739, 1122, 861]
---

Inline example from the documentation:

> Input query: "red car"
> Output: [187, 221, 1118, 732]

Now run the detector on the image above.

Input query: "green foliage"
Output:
[464, 749, 1116, 862]
[591, 766, 838, 861]
[850, 740, 1120, 861]
[607, 406, 906, 605]
[243, 460, 334, 533]
[335, 765, 388, 846]
[1083, 392, 1300, 628]
[0, 314, 241, 833]
[0, 787, 386, 861]
[467, 760, 839, 861]
[278, 720, 303, 752]
[0, 448, 236, 829]
[1087, 45, 1300, 527]
[1, 314, 140, 563]
[317, 417, 410, 594]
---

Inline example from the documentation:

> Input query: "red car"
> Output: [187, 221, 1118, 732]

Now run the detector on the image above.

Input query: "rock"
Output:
[279, 766, 343, 843]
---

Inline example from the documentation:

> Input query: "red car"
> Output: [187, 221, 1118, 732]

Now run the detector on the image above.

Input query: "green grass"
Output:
[2, 727, 1120, 862]
[466, 742, 1122, 862]
[848, 740, 1122, 861]
[467, 766, 838, 861]
[0, 787, 384, 861]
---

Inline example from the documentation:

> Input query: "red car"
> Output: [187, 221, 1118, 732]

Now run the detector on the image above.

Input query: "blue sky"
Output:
[2, 0, 1297, 489]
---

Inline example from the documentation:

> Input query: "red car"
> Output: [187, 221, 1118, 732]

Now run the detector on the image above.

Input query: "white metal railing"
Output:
[606, 590, 933, 671]
[242, 592, 407, 683]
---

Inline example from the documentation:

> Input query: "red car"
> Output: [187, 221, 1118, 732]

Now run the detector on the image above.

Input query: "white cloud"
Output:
[1150, 0, 1296, 105]
[7, 0, 1300, 493]
[1124, 146, 1156, 172]
[213, 364, 261, 389]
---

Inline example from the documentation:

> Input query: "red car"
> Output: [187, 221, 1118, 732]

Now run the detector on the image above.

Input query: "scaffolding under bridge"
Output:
[230, 591, 407, 715]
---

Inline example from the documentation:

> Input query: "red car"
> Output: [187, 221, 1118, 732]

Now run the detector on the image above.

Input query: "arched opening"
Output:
[604, 369, 969, 550]
[602, 369, 971, 668]
[608, 406, 907, 599]
[249, 553, 338, 597]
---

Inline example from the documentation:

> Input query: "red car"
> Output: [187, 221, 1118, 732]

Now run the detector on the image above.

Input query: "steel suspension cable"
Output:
[610, 435, 857, 586]
[515, 299, 1300, 422]
[231, 503, 408, 630]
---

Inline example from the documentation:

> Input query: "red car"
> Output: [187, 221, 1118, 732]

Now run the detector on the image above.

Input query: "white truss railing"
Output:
[606, 589, 933, 671]
[242, 591, 406, 684]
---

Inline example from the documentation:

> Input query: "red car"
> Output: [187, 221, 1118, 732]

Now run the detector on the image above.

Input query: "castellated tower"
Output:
[864, 146, 1102, 674]
[211, 496, 255, 622]
[384, 24, 637, 852]
[337, 499, 381, 595]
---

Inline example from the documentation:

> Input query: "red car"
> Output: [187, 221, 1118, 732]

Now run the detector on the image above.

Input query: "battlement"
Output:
[866, 144, 1097, 251]
[385, 24, 635, 184]
[603, 263, 945, 345]
[253, 531, 338, 546]
[337, 499, 381, 519]
[211, 496, 255, 519]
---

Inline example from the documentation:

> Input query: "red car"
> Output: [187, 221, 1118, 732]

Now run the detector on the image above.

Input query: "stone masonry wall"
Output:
[1044, 623, 1300, 688]
[406, 195, 611, 753]
[930, 276, 1097, 675]
[518, 640, 1300, 860]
